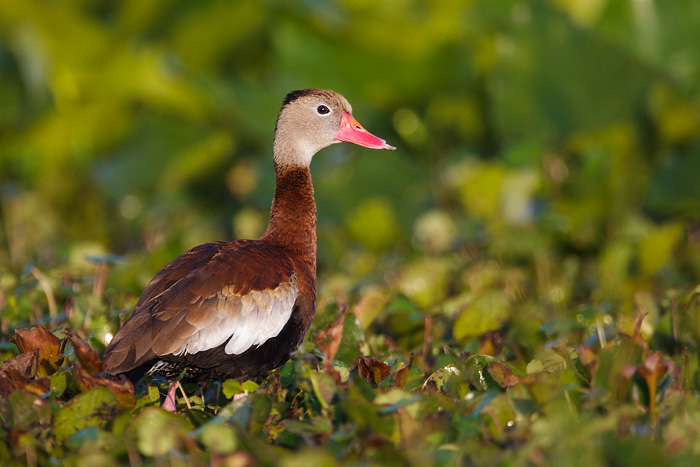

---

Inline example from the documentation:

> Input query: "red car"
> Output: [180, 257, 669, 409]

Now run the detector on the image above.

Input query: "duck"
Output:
[103, 89, 395, 408]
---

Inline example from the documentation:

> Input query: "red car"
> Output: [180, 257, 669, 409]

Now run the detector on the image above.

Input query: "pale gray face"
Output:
[273, 90, 353, 167]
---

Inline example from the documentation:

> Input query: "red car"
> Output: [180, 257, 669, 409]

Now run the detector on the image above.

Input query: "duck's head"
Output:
[274, 89, 395, 167]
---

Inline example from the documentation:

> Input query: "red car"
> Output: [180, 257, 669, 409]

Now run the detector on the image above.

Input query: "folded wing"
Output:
[104, 240, 299, 376]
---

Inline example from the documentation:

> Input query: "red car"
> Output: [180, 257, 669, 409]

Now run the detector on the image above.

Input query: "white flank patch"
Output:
[172, 279, 298, 356]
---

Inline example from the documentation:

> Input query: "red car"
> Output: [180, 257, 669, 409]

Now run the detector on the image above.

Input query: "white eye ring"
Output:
[316, 104, 331, 115]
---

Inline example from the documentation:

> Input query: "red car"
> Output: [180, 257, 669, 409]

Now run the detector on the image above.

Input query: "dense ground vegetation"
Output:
[1, 0, 700, 465]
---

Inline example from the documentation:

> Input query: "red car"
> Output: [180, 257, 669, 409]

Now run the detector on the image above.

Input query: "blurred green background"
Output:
[3, 1, 700, 464]
[1, 0, 699, 344]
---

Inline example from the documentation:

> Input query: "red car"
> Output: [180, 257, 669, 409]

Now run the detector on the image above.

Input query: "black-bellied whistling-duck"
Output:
[103, 89, 395, 408]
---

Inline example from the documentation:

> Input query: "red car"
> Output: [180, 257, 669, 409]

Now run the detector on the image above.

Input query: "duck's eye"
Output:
[316, 104, 330, 115]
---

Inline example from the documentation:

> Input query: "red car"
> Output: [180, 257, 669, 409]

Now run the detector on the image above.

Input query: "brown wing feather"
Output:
[103, 240, 298, 376]
[133, 241, 229, 308]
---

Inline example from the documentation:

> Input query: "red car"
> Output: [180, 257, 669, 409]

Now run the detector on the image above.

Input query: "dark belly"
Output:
[124, 307, 307, 384]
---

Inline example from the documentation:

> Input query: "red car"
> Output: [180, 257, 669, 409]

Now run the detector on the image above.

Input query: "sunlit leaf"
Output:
[221, 379, 259, 399]
[63, 328, 105, 374]
[423, 364, 461, 394]
[357, 357, 391, 388]
[72, 362, 135, 409]
[486, 361, 519, 389]
[392, 354, 414, 388]
[11, 326, 65, 376]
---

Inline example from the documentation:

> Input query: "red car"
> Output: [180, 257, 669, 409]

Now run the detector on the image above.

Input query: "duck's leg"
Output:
[163, 383, 178, 412]
[162, 381, 192, 411]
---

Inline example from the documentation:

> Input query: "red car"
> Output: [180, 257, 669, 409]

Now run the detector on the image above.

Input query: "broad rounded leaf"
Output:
[12, 326, 64, 376]
[54, 387, 118, 444]
[135, 407, 193, 457]
[454, 291, 510, 340]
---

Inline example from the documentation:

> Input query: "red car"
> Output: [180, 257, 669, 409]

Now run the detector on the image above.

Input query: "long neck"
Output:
[259, 163, 317, 263]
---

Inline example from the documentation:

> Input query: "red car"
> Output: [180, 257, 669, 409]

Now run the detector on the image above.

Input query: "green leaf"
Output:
[49, 371, 69, 397]
[134, 385, 161, 411]
[280, 361, 295, 388]
[199, 423, 238, 454]
[221, 380, 242, 399]
[423, 364, 462, 394]
[249, 395, 272, 435]
[134, 407, 193, 457]
[334, 312, 364, 365]
[310, 371, 337, 408]
[241, 380, 260, 392]
[467, 354, 502, 391]
[454, 291, 510, 340]
[221, 379, 258, 398]
[526, 359, 545, 375]
[54, 387, 118, 444]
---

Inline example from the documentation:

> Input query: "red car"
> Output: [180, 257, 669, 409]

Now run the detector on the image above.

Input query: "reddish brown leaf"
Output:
[0, 351, 51, 397]
[575, 344, 600, 377]
[12, 326, 65, 377]
[392, 354, 414, 388]
[574, 344, 600, 383]
[487, 361, 519, 389]
[318, 362, 341, 385]
[0, 354, 36, 397]
[478, 331, 504, 356]
[0, 368, 29, 397]
[314, 304, 347, 385]
[314, 304, 347, 363]
[622, 351, 677, 385]
[1, 351, 38, 379]
[357, 357, 390, 387]
[621, 350, 678, 426]
[323, 364, 343, 385]
[0, 369, 49, 397]
[64, 328, 105, 374]
[639, 351, 671, 380]
[73, 362, 135, 409]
